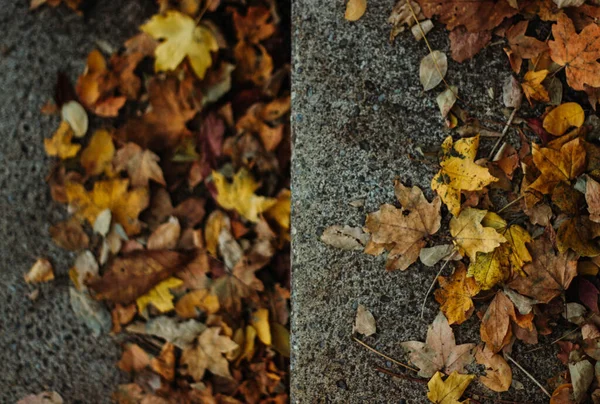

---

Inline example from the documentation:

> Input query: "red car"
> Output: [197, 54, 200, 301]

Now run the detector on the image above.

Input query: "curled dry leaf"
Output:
[321, 225, 369, 251]
[420, 50, 447, 91]
[475, 347, 512, 392]
[353, 304, 376, 336]
[25, 258, 54, 284]
[420, 244, 460, 267]
[345, 0, 366, 21]
[126, 316, 206, 349]
[436, 86, 457, 118]
[251, 308, 272, 345]
[61, 100, 88, 138]
[147, 217, 181, 250]
[44, 121, 81, 160]
[502, 75, 522, 109]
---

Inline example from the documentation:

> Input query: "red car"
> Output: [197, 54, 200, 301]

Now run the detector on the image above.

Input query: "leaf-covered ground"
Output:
[323, 1, 600, 403]
[20, 0, 290, 403]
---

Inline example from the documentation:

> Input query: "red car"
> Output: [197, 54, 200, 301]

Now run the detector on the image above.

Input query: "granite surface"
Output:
[290, 1, 561, 403]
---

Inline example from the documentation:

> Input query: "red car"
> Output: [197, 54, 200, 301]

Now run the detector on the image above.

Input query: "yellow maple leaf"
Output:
[431, 135, 497, 216]
[542, 102, 585, 137]
[140, 10, 218, 79]
[65, 179, 149, 235]
[434, 265, 480, 325]
[136, 277, 183, 313]
[521, 69, 549, 106]
[468, 248, 511, 291]
[44, 121, 81, 159]
[427, 371, 475, 404]
[529, 137, 586, 195]
[212, 169, 277, 222]
[450, 208, 506, 261]
[80, 129, 115, 176]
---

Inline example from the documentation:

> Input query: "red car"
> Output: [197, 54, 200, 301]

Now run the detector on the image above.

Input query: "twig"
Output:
[405, 0, 459, 101]
[488, 107, 519, 159]
[551, 326, 582, 345]
[505, 354, 551, 398]
[353, 336, 419, 373]
[374, 365, 427, 384]
[497, 194, 525, 214]
[420, 250, 457, 319]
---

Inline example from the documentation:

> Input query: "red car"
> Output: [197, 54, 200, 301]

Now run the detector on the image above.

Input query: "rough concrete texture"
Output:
[0, 1, 154, 402]
[291, 2, 561, 403]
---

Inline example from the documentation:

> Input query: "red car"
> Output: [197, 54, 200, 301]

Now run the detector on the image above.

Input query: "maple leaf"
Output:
[65, 179, 149, 235]
[432, 135, 497, 216]
[232, 6, 277, 44]
[556, 216, 600, 257]
[509, 233, 577, 303]
[543, 102, 585, 137]
[435, 265, 480, 325]
[401, 312, 475, 378]
[548, 14, 600, 91]
[136, 277, 183, 313]
[175, 289, 220, 319]
[88, 250, 196, 304]
[365, 182, 441, 271]
[505, 21, 548, 73]
[417, 0, 516, 33]
[150, 342, 176, 381]
[44, 121, 81, 159]
[521, 69, 550, 106]
[80, 129, 115, 176]
[475, 347, 512, 392]
[427, 371, 475, 404]
[449, 208, 506, 261]
[529, 137, 586, 195]
[212, 169, 277, 222]
[180, 327, 238, 380]
[113, 143, 166, 188]
[140, 11, 218, 79]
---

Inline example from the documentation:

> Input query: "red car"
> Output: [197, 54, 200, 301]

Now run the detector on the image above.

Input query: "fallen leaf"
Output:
[321, 225, 369, 250]
[509, 233, 577, 303]
[543, 102, 585, 136]
[69, 287, 112, 336]
[420, 244, 460, 267]
[587, 176, 600, 223]
[529, 137, 586, 195]
[213, 169, 277, 222]
[118, 343, 150, 373]
[44, 121, 81, 159]
[80, 129, 115, 176]
[365, 182, 441, 271]
[140, 11, 218, 78]
[418, 0, 516, 32]
[521, 69, 550, 105]
[69, 250, 99, 291]
[345, 0, 366, 21]
[432, 135, 497, 216]
[449, 27, 491, 63]
[25, 258, 54, 284]
[570, 360, 594, 403]
[401, 311, 475, 378]
[61, 100, 88, 138]
[548, 14, 600, 91]
[427, 371, 475, 404]
[251, 308, 272, 345]
[136, 277, 184, 313]
[175, 289, 220, 318]
[150, 342, 176, 381]
[556, 216, 600, 257]
[551, 384, 575, 404]
[420, 51, 448, 91]
[353, 304, 376, 336]
[475, 347, 512, 392]
[435, 265, 480, 325]
[127, 316, 206, 349]
[231, 6, 276, 44]
[89, 250, 195, 304]
[450, 208, 506, 261]
[180, 327, 238, 380]
[503, 75, 523, 109]
[480, 291, 516, 353]
[17, 391, 64, 404]
[437, 86, 458, 118]
[553, 0, 585, 9]
[388, 0, 424, 42]
[113, 143, 166, 187]
[147, 217, 181, 250]
[506, 20, 548, 73]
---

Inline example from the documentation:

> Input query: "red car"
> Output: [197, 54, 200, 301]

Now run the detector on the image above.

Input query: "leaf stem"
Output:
[353, 336, 419, 373]
[488, 107, 519, 160]
[420, 250, 457, 319]
[505, 354, 551, 398]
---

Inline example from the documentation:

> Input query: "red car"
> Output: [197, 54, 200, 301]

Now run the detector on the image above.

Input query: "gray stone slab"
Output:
[291, 2, 561, 403]
[0, 1, 153, 402]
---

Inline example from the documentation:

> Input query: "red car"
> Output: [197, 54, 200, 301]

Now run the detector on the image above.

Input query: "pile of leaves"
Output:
[327, 0, 600, 403]
[25, 0, 290, 402]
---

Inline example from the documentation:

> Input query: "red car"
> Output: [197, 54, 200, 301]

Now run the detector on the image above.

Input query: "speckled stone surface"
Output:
[291, 1, 560, 403]
[0, 1, 153, 402]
